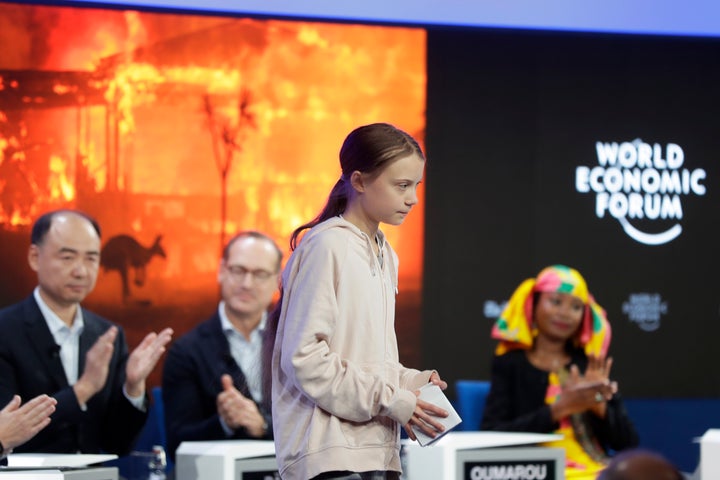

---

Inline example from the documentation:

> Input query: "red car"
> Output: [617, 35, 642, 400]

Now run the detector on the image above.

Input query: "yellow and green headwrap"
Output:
[491, 265, 611, 357]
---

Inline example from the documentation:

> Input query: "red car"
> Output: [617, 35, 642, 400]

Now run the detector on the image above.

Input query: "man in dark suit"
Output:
[162, 231, 281, 459]
[0, 209, 173, 454]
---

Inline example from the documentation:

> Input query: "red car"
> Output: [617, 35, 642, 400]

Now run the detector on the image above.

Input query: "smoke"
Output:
[0, 3, 41, 69]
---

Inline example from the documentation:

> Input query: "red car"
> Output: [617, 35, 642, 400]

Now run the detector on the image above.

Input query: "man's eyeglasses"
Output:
[225, 264, 276, 282]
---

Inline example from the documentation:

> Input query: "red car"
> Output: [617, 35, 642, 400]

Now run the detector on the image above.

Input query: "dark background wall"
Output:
[422, 26, 720, 398]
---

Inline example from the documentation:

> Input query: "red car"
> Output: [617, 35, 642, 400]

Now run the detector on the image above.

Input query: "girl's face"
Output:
[355, 153, 425, 227]
[534, 291, 585, 342]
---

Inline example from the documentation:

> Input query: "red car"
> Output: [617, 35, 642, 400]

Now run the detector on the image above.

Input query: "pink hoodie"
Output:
[271, 216, 432, 479]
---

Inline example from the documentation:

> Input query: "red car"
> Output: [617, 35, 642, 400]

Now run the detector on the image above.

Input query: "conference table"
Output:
[175, 432, 564, 480]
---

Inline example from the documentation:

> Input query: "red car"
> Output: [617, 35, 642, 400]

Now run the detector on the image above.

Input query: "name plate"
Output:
[240, 472, 280, 480]
[463, 459, 556, 480]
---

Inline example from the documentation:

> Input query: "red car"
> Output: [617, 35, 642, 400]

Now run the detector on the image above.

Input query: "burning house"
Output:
[0, 2, 426, 370]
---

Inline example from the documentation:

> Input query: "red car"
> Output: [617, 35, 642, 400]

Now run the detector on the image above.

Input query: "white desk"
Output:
[0, 467, 118, 480]
[402, 431, 565, 480]
[700, 428, 720, 479]
[175, 440, 277, 480]
[175, 433, 564, 480]
[2, 454, 118, 480]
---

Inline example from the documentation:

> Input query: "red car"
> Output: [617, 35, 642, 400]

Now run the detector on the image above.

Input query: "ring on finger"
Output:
[594, 392, 604, 403]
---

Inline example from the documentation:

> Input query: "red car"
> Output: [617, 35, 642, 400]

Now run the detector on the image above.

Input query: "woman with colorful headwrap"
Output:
[481, 265, 639, 479]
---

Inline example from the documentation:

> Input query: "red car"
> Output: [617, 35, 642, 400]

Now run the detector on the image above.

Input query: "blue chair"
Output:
[623, 397, 720, 474]
[150, 386, 167, 452]
[129, 386, 168, 453]
[455, 380, 491, 431]
[114, 386, 172, 479]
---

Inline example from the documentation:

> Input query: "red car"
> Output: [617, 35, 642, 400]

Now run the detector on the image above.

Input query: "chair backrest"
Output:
[127, 386, 168, 452]
[151, 385, 167, 451]
[114, 386, 171, 479]
[455, 379, 491, 431]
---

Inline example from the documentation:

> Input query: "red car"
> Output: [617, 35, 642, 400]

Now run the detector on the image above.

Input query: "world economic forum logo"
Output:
[575, 139, 707, 245]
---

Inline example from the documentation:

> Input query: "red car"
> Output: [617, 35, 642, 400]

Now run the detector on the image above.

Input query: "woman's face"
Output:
[354, 153, 424, 227]
[534, 291, 585, 342]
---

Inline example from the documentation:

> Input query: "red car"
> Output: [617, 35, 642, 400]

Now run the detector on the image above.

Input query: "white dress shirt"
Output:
[217, 301, 266, 435]
[34, 287, 83, 384]
[219, 301, 266, 402]
[33, 287, 144, 410]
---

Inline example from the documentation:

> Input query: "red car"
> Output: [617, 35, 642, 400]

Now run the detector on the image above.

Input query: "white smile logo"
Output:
[575, 139, 707, 246]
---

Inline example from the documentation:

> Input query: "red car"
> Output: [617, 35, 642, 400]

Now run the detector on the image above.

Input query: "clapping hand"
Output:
[125, 328, 174, 398]
[74, 327, 118, 406]
[216, 374, 266, 437]
[0, 395, 57, 450]
[551, 355, 618, 421]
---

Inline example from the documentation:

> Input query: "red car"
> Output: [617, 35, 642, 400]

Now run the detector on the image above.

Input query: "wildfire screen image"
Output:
[0, 2, 427, 384]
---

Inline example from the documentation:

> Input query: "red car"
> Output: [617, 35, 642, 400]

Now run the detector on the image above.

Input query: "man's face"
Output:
[218, 236, 280, 322]
[28, 213, 101, 311]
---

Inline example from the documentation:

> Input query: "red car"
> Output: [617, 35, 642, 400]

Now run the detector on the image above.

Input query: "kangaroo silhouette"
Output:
[101, 234, 166, 304]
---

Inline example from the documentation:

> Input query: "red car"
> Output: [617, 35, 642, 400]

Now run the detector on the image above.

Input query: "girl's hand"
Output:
[403, 392, 449, 441]
[429, 371, 447, 390]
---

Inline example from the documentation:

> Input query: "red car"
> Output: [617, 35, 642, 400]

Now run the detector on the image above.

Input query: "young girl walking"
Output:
[268, 123, 448, 480]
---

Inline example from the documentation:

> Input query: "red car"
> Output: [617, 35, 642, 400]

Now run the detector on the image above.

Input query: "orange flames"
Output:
[0, 2, 428, 378]
[48, 154, 75, 201]
[0, 3, 426, 286]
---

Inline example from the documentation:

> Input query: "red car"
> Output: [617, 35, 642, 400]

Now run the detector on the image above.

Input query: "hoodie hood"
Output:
[296, 215, 398, 290]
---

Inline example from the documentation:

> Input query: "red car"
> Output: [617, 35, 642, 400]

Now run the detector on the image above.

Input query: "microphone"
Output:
[48, 344, 61, 359]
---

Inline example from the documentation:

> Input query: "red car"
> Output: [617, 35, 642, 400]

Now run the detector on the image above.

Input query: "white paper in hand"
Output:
[411, 383, 462, 446]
